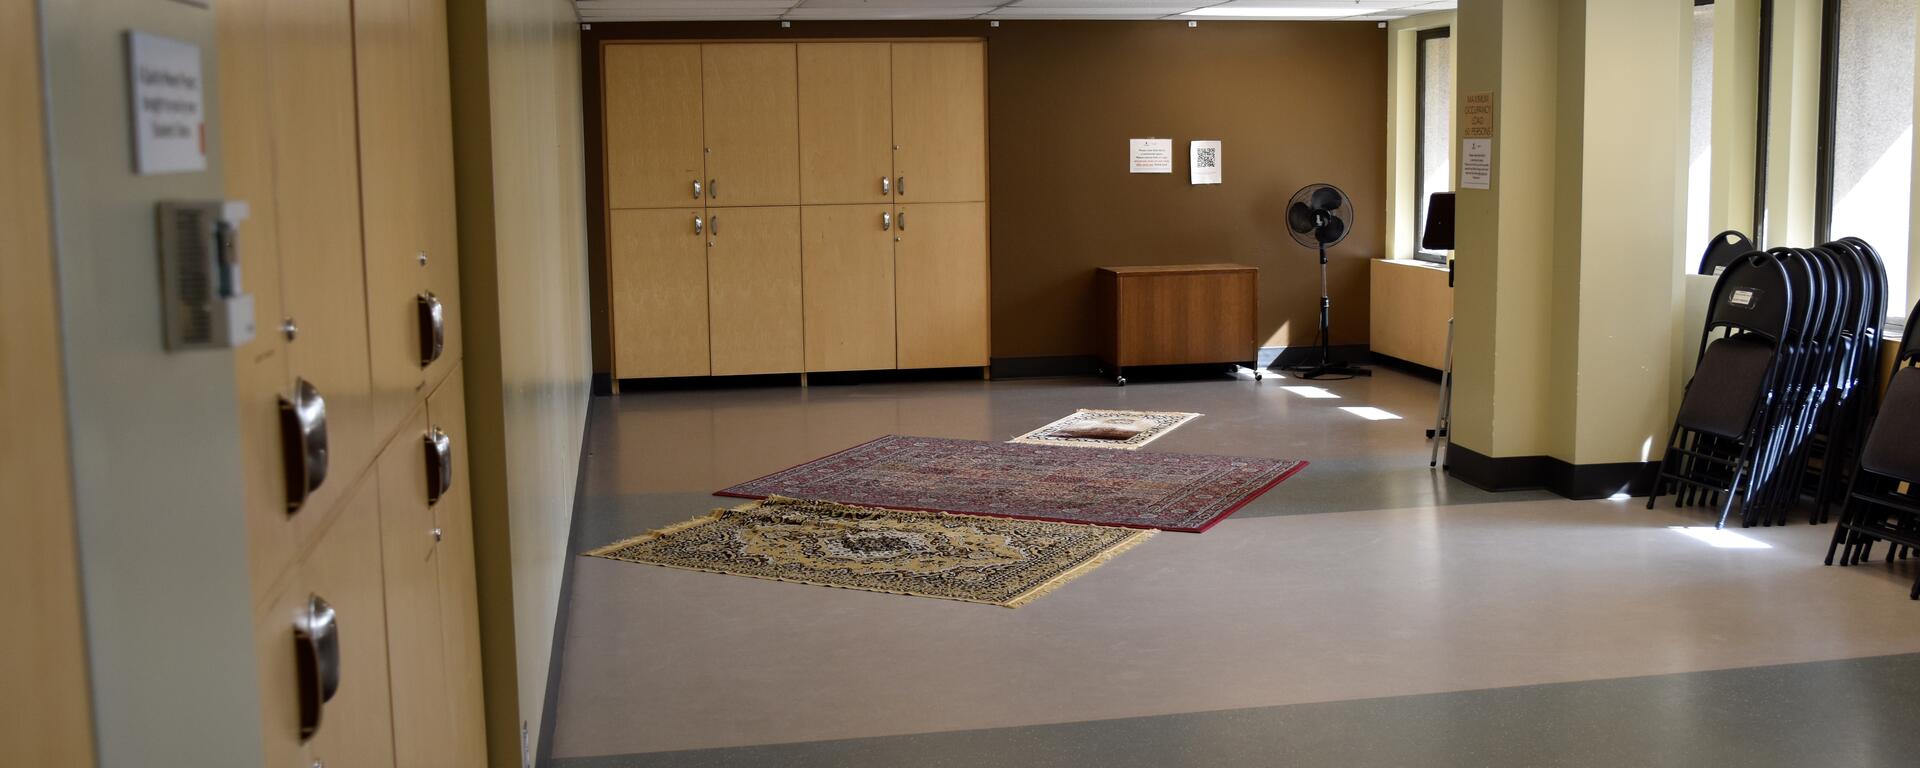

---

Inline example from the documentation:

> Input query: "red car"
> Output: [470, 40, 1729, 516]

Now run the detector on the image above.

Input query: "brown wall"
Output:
[582, 20, 1386, 369]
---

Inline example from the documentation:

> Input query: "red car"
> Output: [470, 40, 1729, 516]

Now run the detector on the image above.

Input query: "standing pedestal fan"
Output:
[1284, 183, 1369, 380]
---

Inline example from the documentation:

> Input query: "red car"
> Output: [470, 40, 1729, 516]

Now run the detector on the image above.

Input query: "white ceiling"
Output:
[576, 0, 1459, 23]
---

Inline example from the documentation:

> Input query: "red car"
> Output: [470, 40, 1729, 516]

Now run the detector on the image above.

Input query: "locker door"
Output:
[702, 44, 800, 208]
[611, 208, 712, 378]
[605, 44, 707, 209]
[303, 478, 398, 768]
[894, 203, 989, 369]
[412, 0, 463, 388]
[802, 205, 897, 372]
[707, 206, 803, 375]
[355, 0, 426, 438]
[376, 409, 455, 768]
[891, 42, 987, 204]
[427, 368, 486, 768]
[798, 43, 894, 205]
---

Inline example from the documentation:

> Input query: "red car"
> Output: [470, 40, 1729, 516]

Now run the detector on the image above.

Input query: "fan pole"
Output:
[1294, 235, 1370, 380]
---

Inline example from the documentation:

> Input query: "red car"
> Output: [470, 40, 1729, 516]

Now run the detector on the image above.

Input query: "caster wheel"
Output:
[1254, 371, 1264, 381]
[1116, 376, 1128, 387]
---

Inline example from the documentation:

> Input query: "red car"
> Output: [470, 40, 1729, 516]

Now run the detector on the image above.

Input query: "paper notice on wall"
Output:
[127, 31, 207, 175]
[1189, 140, 1222, 184]
[1464, 92, 1495, 138]
[1461, 138, 1492, 190]
[1129, 138, 1174, 174]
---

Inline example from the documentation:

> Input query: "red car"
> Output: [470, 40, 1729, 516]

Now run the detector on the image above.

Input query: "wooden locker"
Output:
[376, 409, 455, 768]
[427, 368, 487, 768]
[272, 0, 375, 532]
[802, 205, 897, 372]
[303, 478, 398, 768]
[252, 574, 313, 768]
[891, 42, 987, 204]
[356, 0, 427, 439]
[611, 208, 712, 378]
[894, 203, 989, 369]
[707, 206, 804, 375]
[413, 0, 463, 389]
[702, 44, 800, 208]
[605, 44, 706, 209]
[798, 43, 895, 205]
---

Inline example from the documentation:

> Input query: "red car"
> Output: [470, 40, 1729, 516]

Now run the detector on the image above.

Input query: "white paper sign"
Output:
[1189, 140, 1222, 185]
[128, 32, 206, 175]
[1129, 138, 1173, 174]
[1461, 138, 1492, 190]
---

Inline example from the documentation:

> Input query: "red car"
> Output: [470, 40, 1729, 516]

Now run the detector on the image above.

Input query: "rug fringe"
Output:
[581, 512, 723, 557]
[1003, 526, 1156, 608]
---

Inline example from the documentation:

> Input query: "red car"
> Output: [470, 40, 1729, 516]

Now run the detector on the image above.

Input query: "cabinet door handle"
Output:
[424, 425, 453, 506]
[881, 211, 891, 231]
[294, 593, 340, 742]
[693, 215, 703, 235]
[692, 179, 702, 199]
[897, 176, 905, 197]
[709, 179, 717, 199]
[416, 292, 444, 368]
[278, 378, 329, 514]
[709, 214, 718, 236]
[880, 176, 890, 196]
[898, 209, 907, 231]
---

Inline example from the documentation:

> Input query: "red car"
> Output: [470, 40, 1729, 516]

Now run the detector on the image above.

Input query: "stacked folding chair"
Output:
[1826, 300, 1920, 598]
[1648, 237, 1890, 529]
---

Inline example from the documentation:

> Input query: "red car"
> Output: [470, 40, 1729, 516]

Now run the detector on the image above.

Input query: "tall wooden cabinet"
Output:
[220, 0, 484, 764]
[604, 39, 989, 382]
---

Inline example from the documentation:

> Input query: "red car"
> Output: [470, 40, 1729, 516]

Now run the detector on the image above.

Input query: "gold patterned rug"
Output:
[1008, 409, 1202, 450]
[585, 497, 1153, 608]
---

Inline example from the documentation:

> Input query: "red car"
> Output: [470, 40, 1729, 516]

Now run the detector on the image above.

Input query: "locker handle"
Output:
[710, 214, 719, 236]
[693, 215, 703, 235]
[692, 180, 702, 199]
[880, 176, 890, 196]
[425, 425, 453, 507]
[897, 176, 905, 197]
[898, 209, 907, 231]
[416, 292, 445, 368]
[709, 179, 718, 199]
[881, 211, 891, 231]
[294, 593, 340, 742]
[278, 378, 330, 514]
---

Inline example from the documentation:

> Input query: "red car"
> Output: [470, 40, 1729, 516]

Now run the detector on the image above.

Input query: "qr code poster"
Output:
[1190, 140, 1222, 185]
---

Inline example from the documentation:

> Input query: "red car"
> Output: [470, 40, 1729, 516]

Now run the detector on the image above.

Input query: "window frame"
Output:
[1816, 0, 1914, 333]
[1413, 26, 1452, 264]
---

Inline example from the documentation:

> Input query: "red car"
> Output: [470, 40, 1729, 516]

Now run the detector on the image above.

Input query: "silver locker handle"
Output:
[693, 215, 703, 235]
[897, 176, 905, 197]
[278, 377, 330, 513]
[898, 209, 907, 231]
[710, 214, 719, 236]
[416, 292, 444, 368]
[709, 179, 718, 199]
[692, 179, 702, 199]
[294, 593, 340, 742]
[881, 176, 890, 196]
[881, 211, 892, 231]
[424, 426, 453, 506]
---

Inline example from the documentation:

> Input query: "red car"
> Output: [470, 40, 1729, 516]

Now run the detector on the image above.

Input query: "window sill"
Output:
[1380, 258, 1450, 273]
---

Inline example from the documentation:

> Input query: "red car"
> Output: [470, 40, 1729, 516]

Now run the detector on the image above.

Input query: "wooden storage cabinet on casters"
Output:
[803, 205, 898, 372]
[606, 44, 707, 209]
[708, 207, 804, 375]
[894, 202, 988, 369]
[611, 208, 712, 378]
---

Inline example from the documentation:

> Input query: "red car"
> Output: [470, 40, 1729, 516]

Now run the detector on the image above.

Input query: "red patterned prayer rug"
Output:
[715, 435, 1306, 533]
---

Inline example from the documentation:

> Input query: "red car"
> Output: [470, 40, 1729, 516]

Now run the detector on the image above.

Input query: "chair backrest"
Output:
[1699, 230, 1756, 276]
[1859, 365, 1920, 482]
[1705, 252, 1793, 345]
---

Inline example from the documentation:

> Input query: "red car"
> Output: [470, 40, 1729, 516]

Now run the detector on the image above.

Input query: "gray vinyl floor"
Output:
[547, 366, 1920, 767]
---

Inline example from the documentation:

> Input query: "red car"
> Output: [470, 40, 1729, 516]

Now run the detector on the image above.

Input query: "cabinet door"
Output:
[895, 203, 988, 368]
[274, 0, 375, 535]
[376, 411, 454, 768]
[702, 44, 800, 208]
[427, 368, 487, 768]
[413, 0, 463, 388]
[355, 0, 426, 438]
[802, 205, 896, 372]
[611, 208, 711, 378]
[891, 42, 987, 204]
[798, 43, 894, 205]
[707, 207, 803, 375]
[605, 44, 706, 210]
[253, 573, 313, 768]
[303, 477, 397, 768]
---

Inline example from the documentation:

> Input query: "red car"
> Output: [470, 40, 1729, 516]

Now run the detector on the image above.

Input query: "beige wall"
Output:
[449, 1, 591, 764]
[1, 2, 95, 765]
[38, 0, 267, 763]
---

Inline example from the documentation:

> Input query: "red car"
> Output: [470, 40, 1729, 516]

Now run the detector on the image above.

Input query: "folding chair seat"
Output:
[1827, 360, 1920, 598]
[1675, 335, 1776, 438]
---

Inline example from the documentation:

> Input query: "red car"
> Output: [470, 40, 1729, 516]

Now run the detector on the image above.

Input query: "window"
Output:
[1415, 27, 1452, 263]
[1686, 1, 1716, 263]
[1753, 0, 1773, 244]
[1819, 0, 1915, 324]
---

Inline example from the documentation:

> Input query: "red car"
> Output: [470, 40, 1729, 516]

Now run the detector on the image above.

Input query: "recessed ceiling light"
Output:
[1181, 7, 1367, 19]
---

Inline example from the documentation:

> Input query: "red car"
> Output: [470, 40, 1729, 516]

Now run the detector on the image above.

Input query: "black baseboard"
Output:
[1368, 353, 1443, 381]
[1446, 444, 1659, 500]
[1266, 344, 1371, 370]
[989, 355, 1102, 379]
